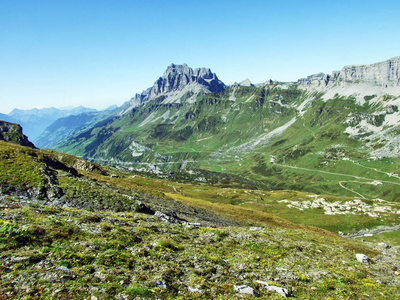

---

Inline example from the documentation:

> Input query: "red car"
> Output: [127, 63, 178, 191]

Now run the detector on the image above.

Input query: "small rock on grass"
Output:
[256, 281, 289, 298]
[356, 254, 369, 263]
[234, 285, 260, 297]
[378, 242, 389, 248]
[56, 266, 72, 274]
[154, 280, 167, 289]
[266, 286, 289, 297]
[188, 287, 205, 294]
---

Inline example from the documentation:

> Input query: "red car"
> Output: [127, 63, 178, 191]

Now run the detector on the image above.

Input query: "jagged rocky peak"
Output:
[0, 120, 36, 148]
[232, 78, 254, 88]
[121, 64, 226, 114]
[238, 79, 254, 87]
[150, 63, 225, 97]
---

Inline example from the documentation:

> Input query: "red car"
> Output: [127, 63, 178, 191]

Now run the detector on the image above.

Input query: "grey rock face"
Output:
[266, 285, 289, 297]
[0, 120, 36, 148]
[234, 285, 260, 297]
[298, 56, 400, 87]
[297, 73, 330, 87]
[237, 78, 254, 87]
[331, 56, 400, 87]
[122, 64, 226, 113]
[149, 63, 225, 98]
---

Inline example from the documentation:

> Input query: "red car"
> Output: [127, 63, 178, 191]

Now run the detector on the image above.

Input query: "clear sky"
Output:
[0, 0, 399, 114]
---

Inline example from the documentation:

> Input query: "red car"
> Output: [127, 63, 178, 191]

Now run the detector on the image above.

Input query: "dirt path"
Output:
[275, 163, 400, 186]
[339, 181, 365, 198]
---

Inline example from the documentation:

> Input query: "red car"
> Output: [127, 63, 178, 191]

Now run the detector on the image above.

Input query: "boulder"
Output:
[356, 254, 369, 263]
[266, 286, 289, 297]
[256, 281, 289, 297]
[378, 242, 389, 248]
[234, 285, 260, 297]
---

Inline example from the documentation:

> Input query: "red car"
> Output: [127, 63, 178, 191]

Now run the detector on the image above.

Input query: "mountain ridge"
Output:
[298, 56, 400, 89]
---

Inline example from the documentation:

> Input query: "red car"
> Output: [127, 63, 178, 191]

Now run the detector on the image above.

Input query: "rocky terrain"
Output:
[0, 121, 36, 149]
[1, 195, 399, 299]
[298, 56, 400, 88]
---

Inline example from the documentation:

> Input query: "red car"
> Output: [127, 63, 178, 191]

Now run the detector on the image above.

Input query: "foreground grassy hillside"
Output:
[1, 200, 399, 299]
[1, 141, 400, 298]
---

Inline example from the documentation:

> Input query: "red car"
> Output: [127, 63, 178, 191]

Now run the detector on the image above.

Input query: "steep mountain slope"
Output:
[55, 57, 400, 201]
[35, 110, 115, 149]
[0, 121, 35, 148]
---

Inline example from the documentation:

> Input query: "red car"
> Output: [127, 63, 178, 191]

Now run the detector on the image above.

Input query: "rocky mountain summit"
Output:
[0, 121, 35, 148]
[151, 63, 225, 95]
[298, 56, 400, 88]
[122, 64, 226, 113]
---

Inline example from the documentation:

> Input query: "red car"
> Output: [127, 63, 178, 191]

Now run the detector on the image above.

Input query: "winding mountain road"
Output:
[275, 163, 400, 186]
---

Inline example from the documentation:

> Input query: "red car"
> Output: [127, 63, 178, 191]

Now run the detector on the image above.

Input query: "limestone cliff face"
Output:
[331, 56, 400, 87]
[298, 56, 400, 87]
[297, 73, 331, 87]
[0, 120, 36, 148]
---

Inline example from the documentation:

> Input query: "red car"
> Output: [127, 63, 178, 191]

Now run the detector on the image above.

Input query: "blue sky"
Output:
[0, 0, 399, 114]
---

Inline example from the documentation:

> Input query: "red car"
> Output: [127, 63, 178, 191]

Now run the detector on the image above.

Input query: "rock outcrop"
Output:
[298, 56, 400, 87]
[331, 56, 400, 87]
[297, 72, 330, 87]
[0, 120, 36, 148]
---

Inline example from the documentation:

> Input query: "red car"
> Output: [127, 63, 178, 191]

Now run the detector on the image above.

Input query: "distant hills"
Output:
[6, 106, 99, 142]
[46, 56, 400, 202]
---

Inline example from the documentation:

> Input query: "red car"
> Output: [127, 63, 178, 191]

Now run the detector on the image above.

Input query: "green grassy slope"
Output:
[54, 85, 400, 202]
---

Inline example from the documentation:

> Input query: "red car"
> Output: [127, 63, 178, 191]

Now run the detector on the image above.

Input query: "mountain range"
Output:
[31, 56, 397, 202]
[1, 56, 400, 202]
